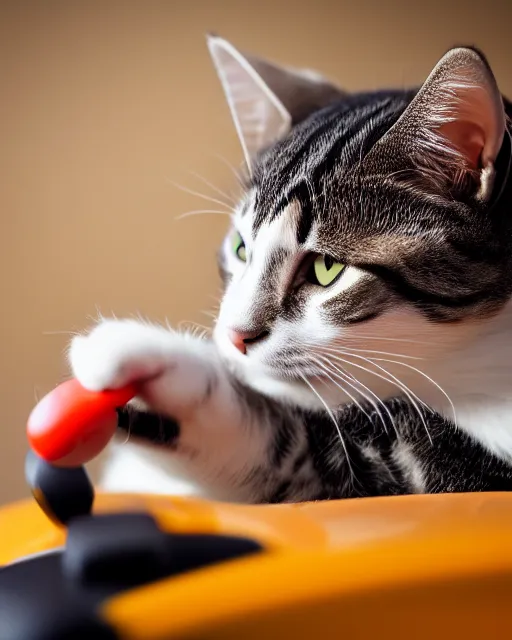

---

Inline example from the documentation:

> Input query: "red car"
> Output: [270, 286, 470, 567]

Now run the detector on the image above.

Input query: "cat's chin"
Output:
[223, 356, 351, 411]
[240, 370, 321, 409]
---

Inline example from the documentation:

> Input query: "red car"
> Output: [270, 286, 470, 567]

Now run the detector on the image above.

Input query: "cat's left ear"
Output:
[207, 35, 346, 172]
[368, 47, 507, 202]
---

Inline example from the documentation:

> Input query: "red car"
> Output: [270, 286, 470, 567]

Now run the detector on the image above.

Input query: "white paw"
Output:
[69, 318, 177, 392]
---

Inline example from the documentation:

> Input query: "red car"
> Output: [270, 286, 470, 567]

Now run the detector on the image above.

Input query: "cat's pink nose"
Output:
[228, 329, 269, 355]
[228, 330, 247, 354]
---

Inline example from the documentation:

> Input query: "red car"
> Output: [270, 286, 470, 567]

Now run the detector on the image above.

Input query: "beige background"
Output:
[1, 0, 512, 505]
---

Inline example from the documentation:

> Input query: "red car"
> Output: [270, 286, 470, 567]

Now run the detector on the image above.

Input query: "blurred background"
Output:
[1, 0, 512, 505]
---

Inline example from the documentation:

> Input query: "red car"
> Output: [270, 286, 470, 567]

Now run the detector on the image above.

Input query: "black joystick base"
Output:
[0, 451, 262, 639]
[0, 509, 262, 640]
[24, 450, 94, 526]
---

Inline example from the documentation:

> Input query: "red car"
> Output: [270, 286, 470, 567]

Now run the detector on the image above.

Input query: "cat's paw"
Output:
[69, 318, 178, 392]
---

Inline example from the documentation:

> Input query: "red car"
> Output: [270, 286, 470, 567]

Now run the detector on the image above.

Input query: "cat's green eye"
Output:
[312, 254, 345, 287]
[231, 231, 246, 262]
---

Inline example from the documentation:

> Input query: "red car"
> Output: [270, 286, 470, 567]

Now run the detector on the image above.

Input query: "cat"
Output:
[68, 36, 512, 503]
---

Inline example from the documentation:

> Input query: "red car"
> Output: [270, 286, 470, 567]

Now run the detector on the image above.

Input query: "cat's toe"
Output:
[68, 332, 127, 391]
[68, 319, 168, 391]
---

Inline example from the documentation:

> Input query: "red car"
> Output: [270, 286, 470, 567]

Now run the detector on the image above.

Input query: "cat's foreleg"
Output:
[69, 318, 316, 502]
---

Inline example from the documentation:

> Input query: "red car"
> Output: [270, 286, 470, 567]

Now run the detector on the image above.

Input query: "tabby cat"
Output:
[69, 37, 512, 502]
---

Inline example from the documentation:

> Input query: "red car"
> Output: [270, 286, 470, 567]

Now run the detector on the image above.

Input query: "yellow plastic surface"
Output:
[1, 491, 512, 638]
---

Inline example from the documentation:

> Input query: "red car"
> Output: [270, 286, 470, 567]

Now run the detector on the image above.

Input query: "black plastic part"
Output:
[0, 511, 263, 639]
[161, 529, 263, 576]
[25, 450, 94, 525]
[63, 513, 173, 588]
[64, 512, 263, 589]
[0, 552, 118, 640]
[116, 407, 180, 444]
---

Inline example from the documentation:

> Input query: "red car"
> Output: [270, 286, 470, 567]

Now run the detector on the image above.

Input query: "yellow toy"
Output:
[0, 379, 510, 639]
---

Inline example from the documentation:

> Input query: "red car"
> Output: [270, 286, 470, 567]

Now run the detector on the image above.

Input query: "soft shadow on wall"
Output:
[1, 0, 512, 504]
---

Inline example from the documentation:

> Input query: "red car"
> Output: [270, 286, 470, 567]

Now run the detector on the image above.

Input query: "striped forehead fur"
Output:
[249, 91, 414, 234]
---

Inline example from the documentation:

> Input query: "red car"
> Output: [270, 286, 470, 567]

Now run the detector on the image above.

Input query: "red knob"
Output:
[27, 379, 137, 467]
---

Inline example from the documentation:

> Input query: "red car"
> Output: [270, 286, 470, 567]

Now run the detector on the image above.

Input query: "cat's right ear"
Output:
[207, 35, 346, 172]
[363, 47, 507, 202]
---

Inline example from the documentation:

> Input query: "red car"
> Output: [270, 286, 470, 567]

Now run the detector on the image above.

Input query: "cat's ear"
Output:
[207, 35, 345, 171]
[369, 47, 507, 201]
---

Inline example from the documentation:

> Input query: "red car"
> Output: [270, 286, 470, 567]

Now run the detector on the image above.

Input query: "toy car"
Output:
[0, 380, 511, 639]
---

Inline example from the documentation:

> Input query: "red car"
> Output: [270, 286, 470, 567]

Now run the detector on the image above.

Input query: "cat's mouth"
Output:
[214, 327, 331, 387]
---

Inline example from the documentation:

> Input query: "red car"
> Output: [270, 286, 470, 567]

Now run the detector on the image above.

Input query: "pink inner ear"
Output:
[439, 119, 487, 170]
[434, 72, 503, 172]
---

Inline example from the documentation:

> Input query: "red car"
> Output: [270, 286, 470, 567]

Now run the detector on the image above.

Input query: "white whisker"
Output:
[320, 346, 430, 409]
[177, 320, 212, 336]
[300, 374, 357, 485]
[167, 180, 233, 211]
[175, 209, 233, 221]
[372, 357, 457, 424]
[42, 329, 80, 337]
[318, 347, 433, 445]
[317, 354, 398, 438]
[209, 152, 245, 186]
[201, 310, 218, 321]
[311, 356, 374, 426]
[331, 340, 423, 361]
[188, 170, 238, 207]
[340, 333, 441, 346]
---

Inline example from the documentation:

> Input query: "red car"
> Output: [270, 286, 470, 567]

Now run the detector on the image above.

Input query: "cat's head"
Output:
[208, 36, 512, 411]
